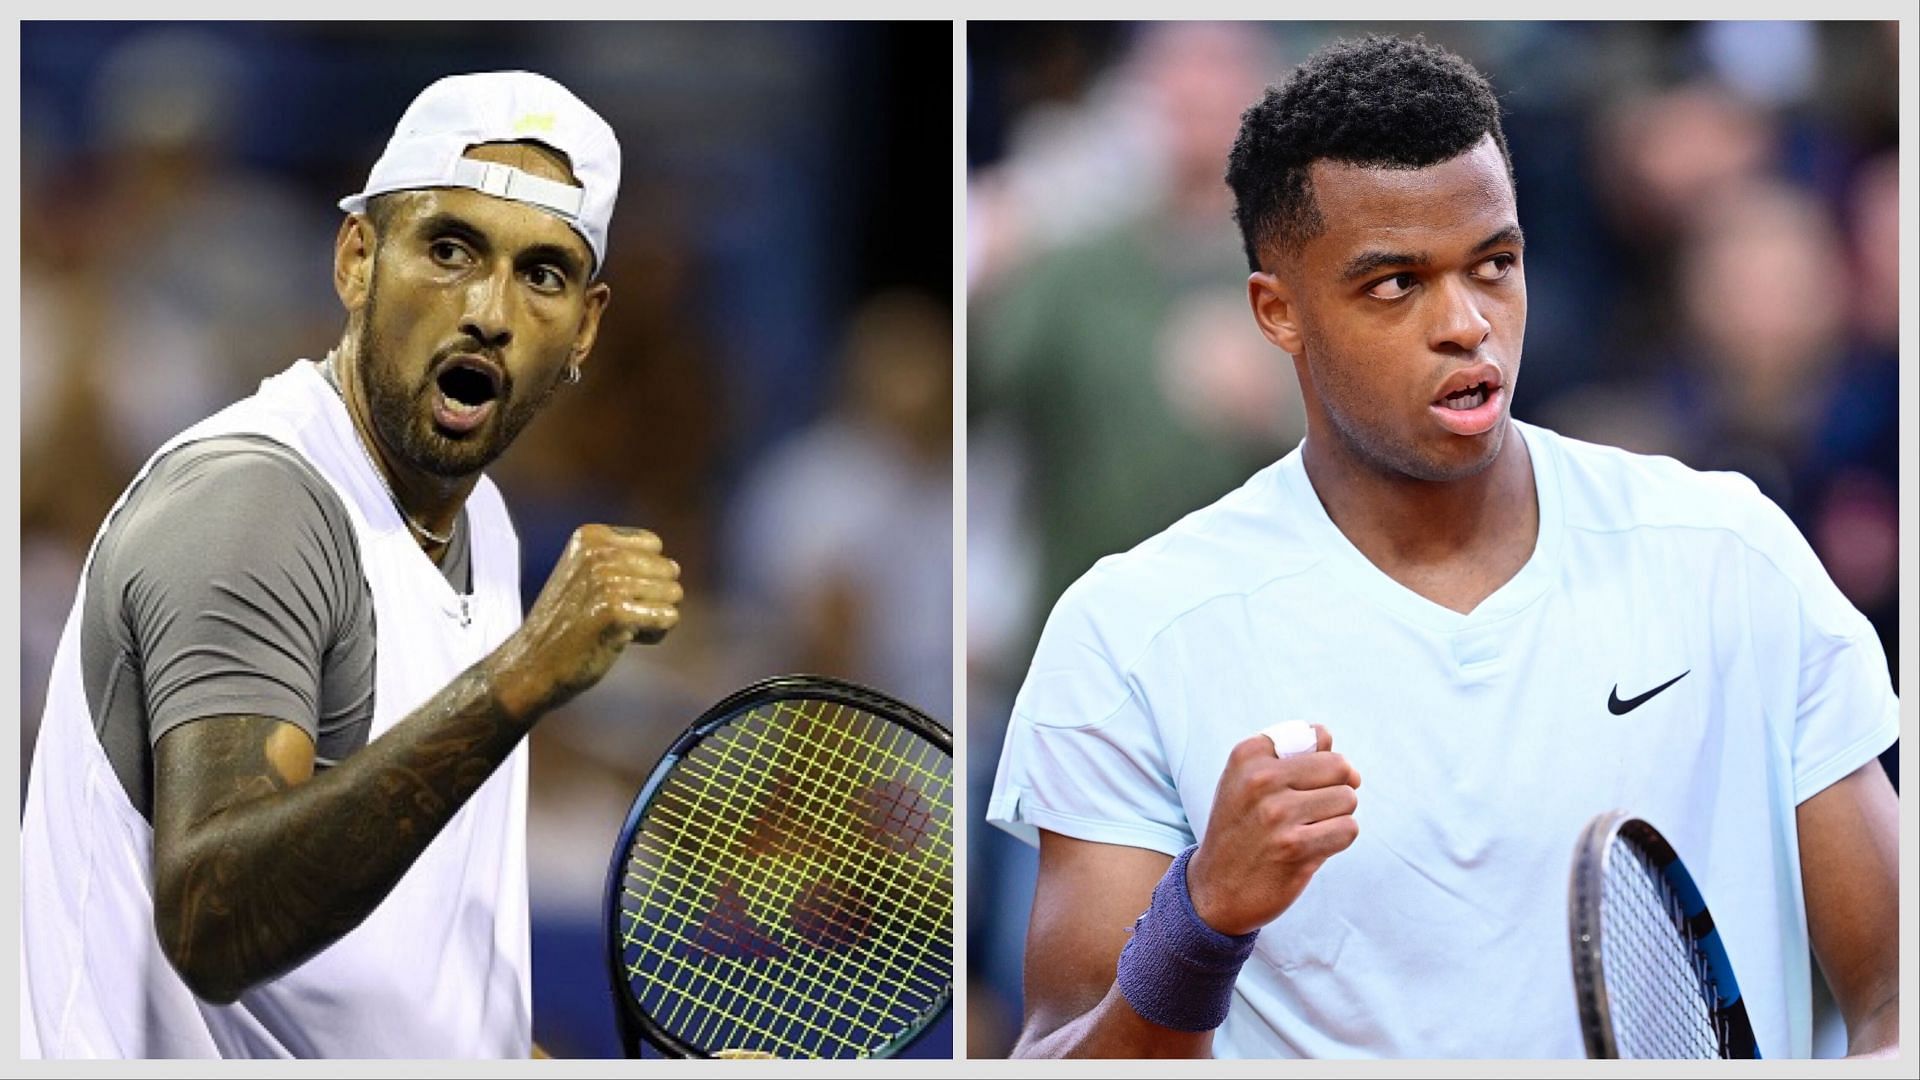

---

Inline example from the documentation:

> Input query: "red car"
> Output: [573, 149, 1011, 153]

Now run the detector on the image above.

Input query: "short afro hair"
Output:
[1225, 34, 1514, 272]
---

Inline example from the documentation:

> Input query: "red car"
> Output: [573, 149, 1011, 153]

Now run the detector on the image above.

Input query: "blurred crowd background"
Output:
[18, 21, 951, 1058]
[966, 21, 1901, 1057]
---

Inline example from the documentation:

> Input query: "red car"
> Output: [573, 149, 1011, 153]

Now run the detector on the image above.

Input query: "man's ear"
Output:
[334, 214, 374, 314]
[1247, 270, 1306, 357]
[567, 281, 612, 376]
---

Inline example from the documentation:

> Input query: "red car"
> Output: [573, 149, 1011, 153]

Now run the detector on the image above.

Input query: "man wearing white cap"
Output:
[21, 71, 680, 1058]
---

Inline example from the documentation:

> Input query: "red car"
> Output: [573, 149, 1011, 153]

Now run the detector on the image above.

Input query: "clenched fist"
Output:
[1185, 724, 1361, 937]
[485, 525, 683, 720]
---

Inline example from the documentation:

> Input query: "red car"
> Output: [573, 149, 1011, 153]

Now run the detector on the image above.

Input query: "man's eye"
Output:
[1473, 253, 1516, 280]
[430, 240, 472, 266]
[1366, 272, 1418, 300]
[526, 266, 565, 292]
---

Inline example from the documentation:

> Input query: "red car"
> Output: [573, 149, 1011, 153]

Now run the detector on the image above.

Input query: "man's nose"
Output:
[460, 267, 514, 350]
[1429, 274, 1491, 355]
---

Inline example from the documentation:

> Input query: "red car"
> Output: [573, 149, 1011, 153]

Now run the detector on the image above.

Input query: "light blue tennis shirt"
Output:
[987, 421, 1897, 1058]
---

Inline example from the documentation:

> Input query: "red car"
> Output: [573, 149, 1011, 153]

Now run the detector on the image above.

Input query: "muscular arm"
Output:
[1797, 759, 1899, 1059]
[1012, 833, 1211, 1058]
[152, 664, 531, 1004]
[151, 524, 681, 1004]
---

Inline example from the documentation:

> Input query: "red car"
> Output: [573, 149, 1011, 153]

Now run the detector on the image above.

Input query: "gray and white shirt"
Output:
[81, 432, 470, 815]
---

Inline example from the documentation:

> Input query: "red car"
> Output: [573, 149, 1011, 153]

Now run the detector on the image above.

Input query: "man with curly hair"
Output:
[987, 35, 1898, 1059]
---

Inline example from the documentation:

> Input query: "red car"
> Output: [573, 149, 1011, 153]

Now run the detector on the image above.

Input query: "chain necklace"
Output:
[322, 351, 456, 548]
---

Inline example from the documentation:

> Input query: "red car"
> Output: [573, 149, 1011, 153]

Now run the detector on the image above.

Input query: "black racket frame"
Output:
[1568, 809, 1759, 1059]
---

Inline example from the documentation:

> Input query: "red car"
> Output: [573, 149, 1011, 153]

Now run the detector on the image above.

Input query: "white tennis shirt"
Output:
[21, 360, 532, 1057]
[987, 420, 1897, 1058]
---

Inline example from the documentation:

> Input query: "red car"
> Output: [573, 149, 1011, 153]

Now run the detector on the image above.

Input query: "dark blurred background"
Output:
[18, 20, 952, 1059]
[965, 20, 1900, 1058]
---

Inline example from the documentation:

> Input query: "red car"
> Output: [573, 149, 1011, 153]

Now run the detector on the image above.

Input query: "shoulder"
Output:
[1036, 456, 1324, 675]
[101, 436, 363, 592]
[123, 436, 351, 538]
[1530, 423, 1839, 613]
[1534, 423, 1800, 551]
[146, 435, 338, 501]
[89, 437, 373, 666]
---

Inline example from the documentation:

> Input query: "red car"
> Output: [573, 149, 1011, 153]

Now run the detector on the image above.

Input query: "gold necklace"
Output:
[323, 352, 456, 548]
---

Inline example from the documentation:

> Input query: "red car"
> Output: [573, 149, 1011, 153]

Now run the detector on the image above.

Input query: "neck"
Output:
[1301, 419, 1537, 612]
[328, 343, 477, 554]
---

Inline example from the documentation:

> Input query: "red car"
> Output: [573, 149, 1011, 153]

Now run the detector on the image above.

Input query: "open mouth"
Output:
[1440, 382, 1491, 411]
[1429, 364, 1505, 437]
[432, 358, 502, 434]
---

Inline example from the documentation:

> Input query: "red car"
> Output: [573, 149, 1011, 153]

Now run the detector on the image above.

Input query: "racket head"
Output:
[1568, 810, 1760, 1059]
[604, 675, 953, 1059]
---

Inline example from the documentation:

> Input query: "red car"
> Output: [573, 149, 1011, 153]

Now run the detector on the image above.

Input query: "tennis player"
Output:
[20, 71, 683, 1058]
[987, 36, 1898, 1059]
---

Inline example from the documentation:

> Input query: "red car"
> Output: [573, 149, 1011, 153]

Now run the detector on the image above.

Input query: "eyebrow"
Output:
[1339, 224, 1527, 282]
[417, 212, 489, 251]
[415, 212, 588, 285]
[518, 241, 587, 285]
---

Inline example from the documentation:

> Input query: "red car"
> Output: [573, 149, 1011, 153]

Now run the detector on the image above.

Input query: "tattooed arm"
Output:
[151, 525, 682, 1004]
[152, 675, 519, 1003]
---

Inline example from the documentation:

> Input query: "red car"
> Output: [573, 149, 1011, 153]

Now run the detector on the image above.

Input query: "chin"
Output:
[394, 419, 501, 479]
[1325, 403, 1513, 485]
[427, 437, 506, 477]
[1348, 420, 1508, 484]
[1418, 421, 1509, 482]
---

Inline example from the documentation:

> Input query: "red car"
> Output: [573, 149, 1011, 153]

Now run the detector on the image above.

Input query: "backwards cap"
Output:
[339, 71, 620, 274]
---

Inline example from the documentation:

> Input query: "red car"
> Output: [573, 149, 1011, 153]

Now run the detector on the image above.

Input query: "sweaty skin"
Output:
[149, 142, 670, 1008]
[154, 524, 681, 1004]
[335, 142, 611, 549]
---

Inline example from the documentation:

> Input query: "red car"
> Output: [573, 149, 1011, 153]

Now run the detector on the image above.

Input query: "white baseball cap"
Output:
[339, 71, 620, 275]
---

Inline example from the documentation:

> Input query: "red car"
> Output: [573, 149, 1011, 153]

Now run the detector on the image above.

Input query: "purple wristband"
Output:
[1115, 844, 1260, 1032]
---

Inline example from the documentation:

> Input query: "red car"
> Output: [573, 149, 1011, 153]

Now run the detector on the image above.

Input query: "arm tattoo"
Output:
[151, 662, 530, 1003]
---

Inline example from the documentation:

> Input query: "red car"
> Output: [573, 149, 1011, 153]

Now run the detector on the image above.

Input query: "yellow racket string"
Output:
[625, 735, 857, 1056]
[623, 708, 950, 1054]
[637, 710, 871, 1054]
[668, 703, 952, 1037]
[616, 699, 952, 1057]
[662, 708, 910, 1052]
[637, 707, 952, 999]
[726, 703, 949, 1047]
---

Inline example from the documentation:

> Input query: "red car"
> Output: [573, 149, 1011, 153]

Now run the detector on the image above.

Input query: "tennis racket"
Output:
[604, 675, 953, 1058]
[1567, 810, 1759, 1059]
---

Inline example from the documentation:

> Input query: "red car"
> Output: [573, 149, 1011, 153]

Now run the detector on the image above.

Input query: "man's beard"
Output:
[354, 273, 557, 479]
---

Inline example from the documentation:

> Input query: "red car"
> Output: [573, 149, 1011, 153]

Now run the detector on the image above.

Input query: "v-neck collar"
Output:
[1277, 420, 1563, 634]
